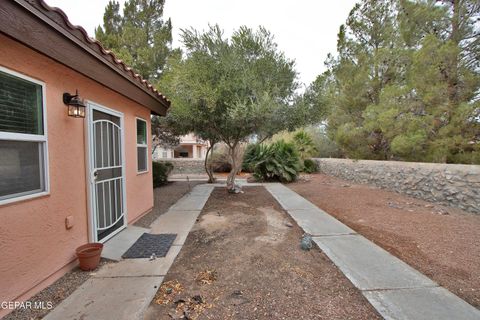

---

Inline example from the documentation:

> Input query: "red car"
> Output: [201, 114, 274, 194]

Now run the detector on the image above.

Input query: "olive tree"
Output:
[160, 25, 314, 190]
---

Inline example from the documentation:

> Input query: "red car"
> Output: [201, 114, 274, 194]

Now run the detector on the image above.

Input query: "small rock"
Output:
[232, 290, 243, 296]
[342, 184, 350, 188]
[436, 209, 449, 215]
[300, 234, 313, 251]
[192, 295, 204, 304]
[388, 202, 403, 209]
[183, 311, 192, 320]
[284, 222, 293, 228]
[228, 184, 243, 194]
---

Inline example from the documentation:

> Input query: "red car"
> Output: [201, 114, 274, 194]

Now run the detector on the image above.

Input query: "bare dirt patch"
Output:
[145, 187, 380, 320]
[288, 173, 480, 309]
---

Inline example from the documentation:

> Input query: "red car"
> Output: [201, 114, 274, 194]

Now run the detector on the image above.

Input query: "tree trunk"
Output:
[226, 142, 247, 191]
[447, 0, 460, 108]
[204, 142, 216, 183]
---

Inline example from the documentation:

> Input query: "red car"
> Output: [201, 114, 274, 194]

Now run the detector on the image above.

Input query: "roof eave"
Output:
[0, 0, 170, 115]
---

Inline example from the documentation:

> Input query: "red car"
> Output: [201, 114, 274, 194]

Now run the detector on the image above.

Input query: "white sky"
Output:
[45, 0, 357, 87]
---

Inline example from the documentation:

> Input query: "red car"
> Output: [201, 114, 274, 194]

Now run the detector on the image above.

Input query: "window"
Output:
[0, 67, 48, 204]
[136, 118, 148, 172]
[162, 148, 168, 158]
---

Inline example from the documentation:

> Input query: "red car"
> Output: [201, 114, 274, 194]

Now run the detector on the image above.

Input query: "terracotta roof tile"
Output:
[34, 0, 170, 107]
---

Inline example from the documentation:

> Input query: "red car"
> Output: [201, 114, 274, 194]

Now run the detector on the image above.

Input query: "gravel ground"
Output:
[288, 173, 480, 309]
[3, 259, 112, 320]
[135, 181, 204, 228]
[145, 187, 381, 320]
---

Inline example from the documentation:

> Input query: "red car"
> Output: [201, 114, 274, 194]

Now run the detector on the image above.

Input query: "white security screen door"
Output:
[88, 106, 126, 242]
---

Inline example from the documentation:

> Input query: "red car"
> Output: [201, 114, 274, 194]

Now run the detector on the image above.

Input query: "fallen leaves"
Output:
[172, 295, 213, 320]
[155, 280, 184, 305]
[156, 278, 215, 319]
[195, 269, 217, 285]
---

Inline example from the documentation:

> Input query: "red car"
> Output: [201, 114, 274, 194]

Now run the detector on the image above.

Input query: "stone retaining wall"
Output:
[314, 158, 480, 214]
[158, 158, 205, 174]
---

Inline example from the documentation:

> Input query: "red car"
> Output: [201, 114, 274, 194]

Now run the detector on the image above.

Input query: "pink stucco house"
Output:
[0, 0, 170, 316]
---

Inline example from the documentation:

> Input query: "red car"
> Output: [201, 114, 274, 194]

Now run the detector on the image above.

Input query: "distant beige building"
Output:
[153, 133, 209, 160]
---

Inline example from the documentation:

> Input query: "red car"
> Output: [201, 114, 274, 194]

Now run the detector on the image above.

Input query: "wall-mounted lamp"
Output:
[63, 90, 86, 118]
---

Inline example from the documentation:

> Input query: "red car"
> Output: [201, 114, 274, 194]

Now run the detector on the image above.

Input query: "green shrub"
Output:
[244, 140, 301, 182]
[303, 159, 318, 173]
[208, 150, 232, 173]
[152, 161, 173, 187]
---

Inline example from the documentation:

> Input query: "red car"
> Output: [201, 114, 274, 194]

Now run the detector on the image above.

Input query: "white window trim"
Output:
[136, 117, 148, 174]
[0, 66, 50, 206]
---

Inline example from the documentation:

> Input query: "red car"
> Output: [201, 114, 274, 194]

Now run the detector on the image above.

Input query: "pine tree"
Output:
[95, 0, 173, 81]
[309, 0, 480, 164]
[324, 0, 402, 159]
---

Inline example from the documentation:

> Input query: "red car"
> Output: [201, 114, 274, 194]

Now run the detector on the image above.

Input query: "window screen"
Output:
[0, 69, 47, 203]
[137, 119, 147, 144]
[0, 140, 44, 200]
[0, 71, 43, 135]
[136, 118, 148, 172]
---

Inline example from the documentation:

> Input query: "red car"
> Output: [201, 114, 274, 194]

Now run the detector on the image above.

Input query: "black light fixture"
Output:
[63, 90, 86, 118]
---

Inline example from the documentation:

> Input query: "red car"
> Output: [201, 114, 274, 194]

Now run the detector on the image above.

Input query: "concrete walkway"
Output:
[265, 183, 480, 320]
[45, 182, 480, 320]
[45, 184, 214, 320]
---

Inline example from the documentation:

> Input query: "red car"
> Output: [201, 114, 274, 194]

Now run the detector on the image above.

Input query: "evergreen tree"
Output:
[95, 0, 173, 81]
[324, 0, 402, 159]
[309, 0, 480, 164]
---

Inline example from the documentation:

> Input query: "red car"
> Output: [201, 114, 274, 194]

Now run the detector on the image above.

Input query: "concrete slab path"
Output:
[45, 184, 214, 320]
[45, 276, 164, 320]
[101, 225, 149, 261]
[45, 182, 480, 320]
[265, 183, 480, 320]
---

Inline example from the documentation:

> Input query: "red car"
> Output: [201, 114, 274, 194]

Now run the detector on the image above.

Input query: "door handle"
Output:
[92, 170, 98, 182]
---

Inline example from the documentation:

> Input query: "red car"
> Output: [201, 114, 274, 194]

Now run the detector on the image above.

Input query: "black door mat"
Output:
[122, 233, 177, 259]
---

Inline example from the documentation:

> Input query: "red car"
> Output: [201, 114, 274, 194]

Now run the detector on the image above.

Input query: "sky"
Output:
[45, 0, 358, 87]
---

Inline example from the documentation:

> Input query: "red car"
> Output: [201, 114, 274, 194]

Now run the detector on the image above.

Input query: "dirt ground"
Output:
[288, 173, 480, 309]
[145, 187, 380, 320]
[135, 181, 204, 228]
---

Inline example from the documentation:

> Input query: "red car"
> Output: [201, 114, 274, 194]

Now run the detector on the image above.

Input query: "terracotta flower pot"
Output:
[76, 243, 103, 271]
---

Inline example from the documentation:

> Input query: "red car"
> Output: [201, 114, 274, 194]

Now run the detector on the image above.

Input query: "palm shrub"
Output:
[152, 161, 173, 187]
[292, 130, 317, 160]
[242, 143, 263, 172]
[244, 140, 302, 182]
